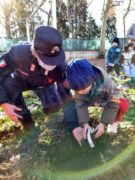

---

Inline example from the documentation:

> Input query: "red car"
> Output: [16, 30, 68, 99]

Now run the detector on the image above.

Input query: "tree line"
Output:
[0, 0, 116, 40]
[0, 0, 135, 55]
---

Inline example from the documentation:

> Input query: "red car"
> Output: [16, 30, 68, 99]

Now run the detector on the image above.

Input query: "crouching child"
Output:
[105, 37, 121, 79]
[66, 59, 129, 146]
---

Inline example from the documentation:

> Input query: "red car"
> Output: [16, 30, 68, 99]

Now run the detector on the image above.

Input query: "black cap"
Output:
[112, 37, 119, 45]
[34, 26, 65, 65]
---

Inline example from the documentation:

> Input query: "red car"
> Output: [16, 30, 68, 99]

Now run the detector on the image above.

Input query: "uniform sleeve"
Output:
[55, 61, 71, 103]
[0, 51, 15, 104]
[57, 61, 67, 82]
[58, 61, 67, 71]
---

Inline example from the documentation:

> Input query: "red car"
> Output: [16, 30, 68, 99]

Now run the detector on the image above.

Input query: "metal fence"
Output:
[0, 37, 126, 52]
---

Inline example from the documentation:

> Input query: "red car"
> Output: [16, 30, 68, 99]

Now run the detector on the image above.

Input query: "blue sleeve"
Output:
[0, 52, 14, 104]
[0, 52, 14, 77]
[56, 61, 67, 82]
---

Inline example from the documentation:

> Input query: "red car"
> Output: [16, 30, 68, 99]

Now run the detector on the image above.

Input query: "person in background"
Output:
[120, 43, 135, 82]
[127, 22, 135, 48]
[66, 59, 128, 146]
[105, 37, 122, 79]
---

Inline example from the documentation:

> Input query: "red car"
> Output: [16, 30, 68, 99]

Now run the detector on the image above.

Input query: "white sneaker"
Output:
[107, 124, 113, 133]
[107, 123, 119, 134]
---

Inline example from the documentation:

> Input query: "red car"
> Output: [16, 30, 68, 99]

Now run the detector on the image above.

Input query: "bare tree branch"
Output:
[122, 0, 135, 38]
[130, 8, 135, 11]
[100, 0, 123, 56]
[109, 0, 124, 9]
[27, 0, 48, 21]
[88, 0, 94, 8]
[0, 14, 5, 19]
[28, 0, 49, 15]
[123, 0, 132, 18]
[27, 0, 47, 21]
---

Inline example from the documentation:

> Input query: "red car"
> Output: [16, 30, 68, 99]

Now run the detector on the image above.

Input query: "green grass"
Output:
[0, 82, 135, 179]
[0, 110, 14, 132]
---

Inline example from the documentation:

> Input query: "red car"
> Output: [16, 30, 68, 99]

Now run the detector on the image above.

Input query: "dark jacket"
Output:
[106, 45, 121, 65]
[75, 65, 121, 125]
[0, 44, 67, 104]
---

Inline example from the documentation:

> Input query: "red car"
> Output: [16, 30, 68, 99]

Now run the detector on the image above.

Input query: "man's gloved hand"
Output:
[94, 122, 105, 139]
[1, 103, 22, 123]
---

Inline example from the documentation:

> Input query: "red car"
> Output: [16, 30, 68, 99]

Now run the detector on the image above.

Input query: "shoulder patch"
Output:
[30, 64, 36, 71]
[0, 59, 7, 68]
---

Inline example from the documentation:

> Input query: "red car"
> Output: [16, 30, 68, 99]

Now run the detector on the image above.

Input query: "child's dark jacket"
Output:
[106, 45, 121, 65]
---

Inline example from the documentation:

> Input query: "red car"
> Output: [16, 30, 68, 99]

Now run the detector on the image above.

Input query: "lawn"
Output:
[0, 74, 135, 180]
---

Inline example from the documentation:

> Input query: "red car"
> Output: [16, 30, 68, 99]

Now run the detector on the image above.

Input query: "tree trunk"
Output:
[5, 16, 11, 38]
[47, 8, 51, 26]
[100, 13, 108, 57]
[123, 16, 126, 39]
[122, 0, 132, 41]
[51, 0, 57, 29]
[0, 1, 12, 38]
[99, 0, 112, 57]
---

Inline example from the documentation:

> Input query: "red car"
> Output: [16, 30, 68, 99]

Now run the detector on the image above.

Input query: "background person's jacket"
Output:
[75, 65, 122, 125]
[0, 44, 67, 104]
[105, 45, 121, 65]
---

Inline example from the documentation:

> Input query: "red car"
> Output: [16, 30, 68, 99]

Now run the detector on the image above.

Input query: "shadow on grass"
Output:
[16, 112, 135, 180]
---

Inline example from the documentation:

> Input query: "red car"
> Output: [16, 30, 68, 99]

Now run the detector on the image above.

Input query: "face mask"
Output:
[33, 49, 56, 75]
[37, 59, 56, 75]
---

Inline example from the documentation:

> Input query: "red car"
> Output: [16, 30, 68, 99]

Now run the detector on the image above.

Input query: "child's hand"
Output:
[83, 123, 91, 139]
[111, 96, 121, 104]
[94, 123, 105, 139]
[72, 127, 84, 146]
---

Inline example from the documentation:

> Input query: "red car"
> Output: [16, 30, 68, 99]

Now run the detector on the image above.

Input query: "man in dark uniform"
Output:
[0, 26, 70, 129]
